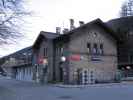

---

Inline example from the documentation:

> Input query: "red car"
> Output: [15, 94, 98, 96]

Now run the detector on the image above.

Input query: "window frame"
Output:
[87, 43, 91, 54]
[99, 43, 104, 55]
[93, 43, 98, 55]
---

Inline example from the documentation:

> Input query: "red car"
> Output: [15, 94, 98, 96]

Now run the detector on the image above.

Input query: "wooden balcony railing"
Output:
[2, 60, 32, 67]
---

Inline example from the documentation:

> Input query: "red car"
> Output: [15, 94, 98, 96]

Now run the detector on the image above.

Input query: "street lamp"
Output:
[61, 56, 66, 62]
[60, 56, 68, 84]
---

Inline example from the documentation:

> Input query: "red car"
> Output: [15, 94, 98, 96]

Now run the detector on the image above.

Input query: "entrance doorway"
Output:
[77, 69, 95, 84]
[59, 67, 63, 82]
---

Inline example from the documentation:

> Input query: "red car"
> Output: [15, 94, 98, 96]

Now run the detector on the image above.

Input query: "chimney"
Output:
[70, 19, 75, 30]
[56, 27, 61, 34]
[63, 28, 69, 34]
[79, 21, 84, 26]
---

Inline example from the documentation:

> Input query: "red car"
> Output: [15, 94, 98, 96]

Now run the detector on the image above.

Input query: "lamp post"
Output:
[61, 56, 66, 62]
[60, 56, 69, 84]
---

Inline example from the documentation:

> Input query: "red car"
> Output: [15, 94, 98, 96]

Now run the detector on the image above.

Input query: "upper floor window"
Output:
[93, 43, 98, 54]
[130, 55, 133, 63]
[44, 48, 47, 57]
[93, 32, 97, 38]
[99, 44, 104, 55]
[60, 47, 64, 55]
[56, 47, 59, 55]
[87, 43, 104, 55]
[87, 43, 91, 54]
[56, 47, 64, 55]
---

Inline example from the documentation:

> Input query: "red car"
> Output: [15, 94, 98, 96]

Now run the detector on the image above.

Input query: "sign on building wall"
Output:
[91, 56, 101, 62]
[69, 54, 81, 61]
[38, 56, 48, 64]
[38, 57, 44, 64]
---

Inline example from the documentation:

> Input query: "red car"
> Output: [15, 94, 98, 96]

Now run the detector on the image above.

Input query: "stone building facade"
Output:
[32, 32, 59, 83]
[33, 19, 118, 84]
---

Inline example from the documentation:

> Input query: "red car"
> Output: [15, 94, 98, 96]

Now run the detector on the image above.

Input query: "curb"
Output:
[53, 82, 133, 88]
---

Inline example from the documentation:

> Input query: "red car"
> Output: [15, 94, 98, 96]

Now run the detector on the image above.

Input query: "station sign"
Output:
[91, 56, 101, 62]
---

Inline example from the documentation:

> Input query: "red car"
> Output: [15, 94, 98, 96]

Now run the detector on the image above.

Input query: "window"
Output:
[56, 47, 63, 55]
[87, 43, 91, 53]
[93, 32, 97, 38]
[130, 55, 133, 63]
[60, 47, 64, 55]
[44, 48, 47, 57]
[58, 47, 64, 55]
[55, 48, 58, 55]
[56, 48, 59, 55]
[99, 44, 104, 55]
[93, 43, 98, 54]
[44, 48, 45, 56]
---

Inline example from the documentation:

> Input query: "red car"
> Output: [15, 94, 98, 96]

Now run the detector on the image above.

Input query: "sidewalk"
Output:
[1, 75, 133, 88]
[54, 81, 133, 88]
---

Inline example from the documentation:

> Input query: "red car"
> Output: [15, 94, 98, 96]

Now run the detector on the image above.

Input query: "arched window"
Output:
[99, 44, 104, 55]
[93, 43, 98, 54]
[87, 43, 91, 54]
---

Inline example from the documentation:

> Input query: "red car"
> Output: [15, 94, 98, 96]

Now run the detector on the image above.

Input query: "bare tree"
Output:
[0, 0, 29, 45]
[120, 0, 133, 17]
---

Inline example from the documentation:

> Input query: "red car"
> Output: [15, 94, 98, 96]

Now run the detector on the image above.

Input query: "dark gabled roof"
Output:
[107, 16, 133, 31]
[33, 18, 119, 49]
[40, 31, 60, 39]
[33, 31, 60, 49]
[0, 46, 32, 60]
[55, 18, 119, 42]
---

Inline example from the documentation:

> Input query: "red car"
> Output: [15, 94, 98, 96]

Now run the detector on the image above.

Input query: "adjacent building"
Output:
[107, 16, 133, 78]
[32, 32, 60, 83]
[1, 46, 33, 81]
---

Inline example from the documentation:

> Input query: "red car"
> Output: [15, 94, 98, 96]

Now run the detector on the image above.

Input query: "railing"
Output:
[14, 61, 32, 67]
[2, 60, 32, 67]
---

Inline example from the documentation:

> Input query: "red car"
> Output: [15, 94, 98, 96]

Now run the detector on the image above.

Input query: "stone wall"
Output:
[67, 24, 117, 84]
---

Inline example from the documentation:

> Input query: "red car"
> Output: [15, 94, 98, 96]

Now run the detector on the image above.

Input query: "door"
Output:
[82, 69, 89, 84]
[80, 69, 95, 84]
[59, 67, 63, 82]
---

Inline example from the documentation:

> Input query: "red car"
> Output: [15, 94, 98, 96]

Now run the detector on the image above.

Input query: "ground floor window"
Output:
[14, 66, 33, 81]
[75, 68, 95, 85]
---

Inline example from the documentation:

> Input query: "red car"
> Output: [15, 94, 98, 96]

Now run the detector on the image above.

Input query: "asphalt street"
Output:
[0, 77, 133, 100]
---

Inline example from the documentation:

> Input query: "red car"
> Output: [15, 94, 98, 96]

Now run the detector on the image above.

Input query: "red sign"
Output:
[70, 54, 81, 61]
[38, 56, 48, 64]
[38, 56, 43, 64]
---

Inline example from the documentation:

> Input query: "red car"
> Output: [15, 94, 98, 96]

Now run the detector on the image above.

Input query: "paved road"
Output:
[0, 77, 133, 100]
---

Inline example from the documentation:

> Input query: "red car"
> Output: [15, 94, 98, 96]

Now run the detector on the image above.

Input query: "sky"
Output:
[0, 0, 125, 57]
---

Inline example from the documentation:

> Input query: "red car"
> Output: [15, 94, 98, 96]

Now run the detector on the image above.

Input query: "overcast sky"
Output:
[0, 0, 125, 57]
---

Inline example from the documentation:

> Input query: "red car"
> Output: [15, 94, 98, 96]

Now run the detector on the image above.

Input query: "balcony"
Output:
[2, 57, 32, 68]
